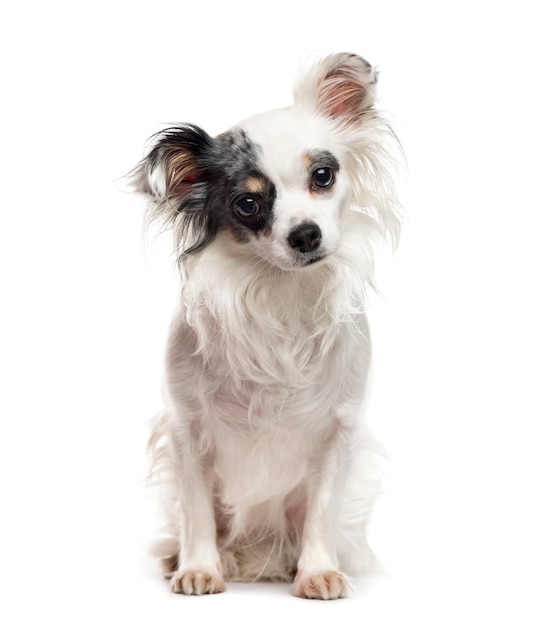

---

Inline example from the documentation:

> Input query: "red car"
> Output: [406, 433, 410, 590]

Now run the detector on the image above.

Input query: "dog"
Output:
[130, 53, 402, 600]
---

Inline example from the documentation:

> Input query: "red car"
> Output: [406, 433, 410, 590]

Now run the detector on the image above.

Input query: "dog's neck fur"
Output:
[176, 212, 374, 390]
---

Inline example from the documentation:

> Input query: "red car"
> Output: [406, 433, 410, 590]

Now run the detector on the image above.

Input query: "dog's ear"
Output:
[131, 124, 222, 256]
[131, 124, 212, 203]
[294, 53, 377, 125]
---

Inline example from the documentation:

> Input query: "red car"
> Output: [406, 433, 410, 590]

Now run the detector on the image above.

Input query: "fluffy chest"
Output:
[164, 258, 372, 508]
[167, 248, 372, 425]
[168, 304, 370, 433]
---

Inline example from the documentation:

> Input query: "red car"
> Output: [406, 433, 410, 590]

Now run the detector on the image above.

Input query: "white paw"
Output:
[170, 569, 226, 595]
[294, 570, 350, 600]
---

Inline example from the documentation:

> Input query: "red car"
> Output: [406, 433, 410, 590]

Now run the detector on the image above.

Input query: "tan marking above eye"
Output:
[244, 177, 265, 194]
[301, 153, 313, 170]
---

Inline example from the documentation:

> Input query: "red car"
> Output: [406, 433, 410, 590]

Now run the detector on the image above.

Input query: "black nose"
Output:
[287, 222, 322, 253]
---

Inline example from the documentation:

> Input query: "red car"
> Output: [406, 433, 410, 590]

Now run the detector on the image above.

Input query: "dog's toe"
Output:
[170, 569, 226, 595]
[294, 570, 350, 600]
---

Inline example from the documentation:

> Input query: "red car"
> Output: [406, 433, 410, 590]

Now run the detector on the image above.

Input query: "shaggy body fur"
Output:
[132, 53, 401, 599]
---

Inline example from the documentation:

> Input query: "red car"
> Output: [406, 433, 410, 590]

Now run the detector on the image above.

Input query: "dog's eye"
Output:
[312, 167, 334, 189]
[235, 196, 260, 218]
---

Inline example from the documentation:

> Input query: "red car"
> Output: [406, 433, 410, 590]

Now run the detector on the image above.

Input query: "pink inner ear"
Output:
[169, 171, 204, 196]
[183, 173, 203, 183]
[326, 79, 366, 122]
[165, 151, 204, 195]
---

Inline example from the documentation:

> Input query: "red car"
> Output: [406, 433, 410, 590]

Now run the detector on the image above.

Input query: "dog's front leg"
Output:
[295, 427, 352, 600]
[169, 428, 225, 595]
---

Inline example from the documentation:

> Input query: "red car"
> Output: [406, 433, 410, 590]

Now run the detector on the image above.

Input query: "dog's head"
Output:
[132, 53, 401, 271]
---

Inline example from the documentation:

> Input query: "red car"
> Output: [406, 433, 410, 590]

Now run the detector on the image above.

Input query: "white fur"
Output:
[135, 53, 402, 599]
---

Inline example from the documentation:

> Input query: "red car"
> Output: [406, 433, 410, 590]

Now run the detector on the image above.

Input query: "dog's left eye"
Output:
[235, 196, 260, 218]
[312, 167, 334, 189]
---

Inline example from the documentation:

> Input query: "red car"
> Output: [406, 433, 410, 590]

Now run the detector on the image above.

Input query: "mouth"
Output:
[253, 242, 329, 271]
[294, 253, 326, 268]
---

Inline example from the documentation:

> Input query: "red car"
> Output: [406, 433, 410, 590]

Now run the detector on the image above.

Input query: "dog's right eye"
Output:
[235, 196, 260, 218]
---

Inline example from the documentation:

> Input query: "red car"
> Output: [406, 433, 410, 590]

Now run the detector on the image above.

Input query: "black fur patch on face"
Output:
[138, 125, 275, 257]
[200, 129, 276, 244]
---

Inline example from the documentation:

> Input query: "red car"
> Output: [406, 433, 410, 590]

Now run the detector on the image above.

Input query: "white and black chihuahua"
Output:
[131, 53, 402, 600]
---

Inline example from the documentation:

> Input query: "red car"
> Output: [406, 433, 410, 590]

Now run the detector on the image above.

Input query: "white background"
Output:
[1, 1, 543, 624]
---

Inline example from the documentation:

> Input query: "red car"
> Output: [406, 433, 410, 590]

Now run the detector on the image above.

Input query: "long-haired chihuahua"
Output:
[131, 52, 402, 600]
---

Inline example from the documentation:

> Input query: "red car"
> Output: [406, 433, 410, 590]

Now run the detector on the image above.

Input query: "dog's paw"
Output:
[170, 569, 226, 595]
[294, 570, 350, 600]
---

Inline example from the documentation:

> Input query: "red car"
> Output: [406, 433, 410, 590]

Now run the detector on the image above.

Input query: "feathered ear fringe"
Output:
[343, 120, 405, 249]
[129, 124, 219, 259]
